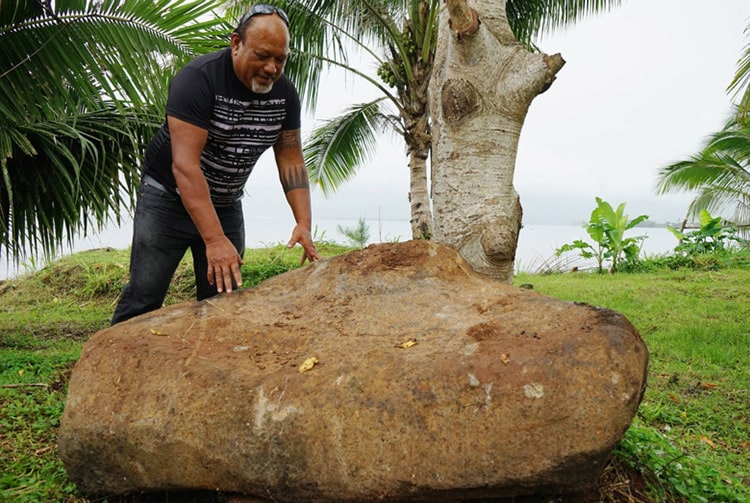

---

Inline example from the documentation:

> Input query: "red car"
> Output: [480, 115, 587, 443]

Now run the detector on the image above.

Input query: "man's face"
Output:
[231, 15, 289, 93]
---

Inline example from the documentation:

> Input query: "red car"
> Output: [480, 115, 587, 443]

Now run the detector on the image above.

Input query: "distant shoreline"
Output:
[2, 223, 684, 280]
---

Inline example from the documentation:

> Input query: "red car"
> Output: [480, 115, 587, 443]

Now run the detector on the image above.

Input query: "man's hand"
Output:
[169, 116, 244, 293]
[205, 235, 244, 293]
[273, 129, 319, 265]
[287, 224, 320, 265]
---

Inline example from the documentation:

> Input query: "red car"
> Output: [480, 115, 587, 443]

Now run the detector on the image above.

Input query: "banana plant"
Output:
[557, 197, 649, 273]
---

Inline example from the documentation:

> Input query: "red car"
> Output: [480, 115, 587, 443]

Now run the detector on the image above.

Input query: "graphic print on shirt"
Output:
[203, 95, 286, 206]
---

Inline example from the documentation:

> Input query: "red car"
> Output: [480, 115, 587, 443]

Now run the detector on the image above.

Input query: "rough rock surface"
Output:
[59, 241, 649, 502]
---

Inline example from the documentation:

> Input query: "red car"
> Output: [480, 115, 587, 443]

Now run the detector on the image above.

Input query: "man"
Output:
[112, 4, 319, 325]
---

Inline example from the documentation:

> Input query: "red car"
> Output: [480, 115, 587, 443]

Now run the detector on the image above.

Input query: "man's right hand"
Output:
[168, 116, 244, 294]
[205, 235, 244, 293]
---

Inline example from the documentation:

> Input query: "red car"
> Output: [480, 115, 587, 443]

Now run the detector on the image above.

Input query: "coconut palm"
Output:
[0, 0, 230, 261]
[248, 0, 622, 240]
[657, 23, 750, 232]
[656, 115, 750, 232]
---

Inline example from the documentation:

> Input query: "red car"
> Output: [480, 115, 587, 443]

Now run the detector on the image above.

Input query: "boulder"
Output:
[59, 241, 648, 501]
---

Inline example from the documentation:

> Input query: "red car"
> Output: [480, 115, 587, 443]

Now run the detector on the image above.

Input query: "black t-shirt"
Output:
[143, 48, 301, 206]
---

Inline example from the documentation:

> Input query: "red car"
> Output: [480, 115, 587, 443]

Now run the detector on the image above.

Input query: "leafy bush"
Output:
[556, 197, 648, 273]
[626, 210, 749, 272]
[668, 209, 747, 256]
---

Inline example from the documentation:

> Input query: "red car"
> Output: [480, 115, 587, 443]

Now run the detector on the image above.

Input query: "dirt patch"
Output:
[467, 321, 501, 341]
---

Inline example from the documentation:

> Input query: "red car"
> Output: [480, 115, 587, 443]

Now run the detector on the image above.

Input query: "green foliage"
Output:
[240, 246, 309, 287]
[241, 242, 352, 287]
[303, 100, 389, 196]
[628, 249, 750, 273]
[617, 422, 745, 502]
[0, 388, 81, 502]
[556, 197, 649, 273]
[312, 224, 328, 243]
[655, 112, 750, 229]
[667, 209, 747, 256]
[337, 218, 370, 248]
[0, 0, 230, 261]
[1, 349, 82, 502]
[625, 211, 749, 273]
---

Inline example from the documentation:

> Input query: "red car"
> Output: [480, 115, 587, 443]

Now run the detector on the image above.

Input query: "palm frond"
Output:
[1, 0, 229, 112]
[0, 0, 230, 260]
[728, 22, 750, 123]
[252, 0, 422, 111]
[507, 0, 623, 48]
[657, 117, 750, 227]
[304, 99, 389, 195]
[0, 104, 160, 259]
[689, 184, 750, 230]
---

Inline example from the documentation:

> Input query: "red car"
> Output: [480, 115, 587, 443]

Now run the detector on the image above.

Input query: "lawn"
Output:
[1, 245, 748, 502]
[515, 262, 749, 502]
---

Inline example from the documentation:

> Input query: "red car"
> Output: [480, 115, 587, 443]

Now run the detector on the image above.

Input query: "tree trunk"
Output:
[401, 33, 434, 242]
[429, 0, 564, 281]
[406, 115, 433, 240]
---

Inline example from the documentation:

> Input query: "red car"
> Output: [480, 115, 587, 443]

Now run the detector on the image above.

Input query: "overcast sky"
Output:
[243, 0, 750, 226]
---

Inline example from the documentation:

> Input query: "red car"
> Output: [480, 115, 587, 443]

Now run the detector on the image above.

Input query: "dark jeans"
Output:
[111, 181, 245, 325]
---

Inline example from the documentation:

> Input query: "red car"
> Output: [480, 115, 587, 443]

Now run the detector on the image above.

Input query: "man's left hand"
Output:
[287, 224, 320, 264]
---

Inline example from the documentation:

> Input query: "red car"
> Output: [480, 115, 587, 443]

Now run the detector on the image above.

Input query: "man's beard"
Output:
[252, 79, 274, 94]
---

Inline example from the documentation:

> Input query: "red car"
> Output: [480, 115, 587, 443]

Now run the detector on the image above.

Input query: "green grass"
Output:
[1, 245, 749, 502]
[515, 262, 750, 502]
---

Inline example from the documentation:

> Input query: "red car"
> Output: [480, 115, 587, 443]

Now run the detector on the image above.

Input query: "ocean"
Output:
[0, 216, 680, 280]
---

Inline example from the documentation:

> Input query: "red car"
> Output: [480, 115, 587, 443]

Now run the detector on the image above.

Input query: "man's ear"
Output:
[230, 32, 241, 51]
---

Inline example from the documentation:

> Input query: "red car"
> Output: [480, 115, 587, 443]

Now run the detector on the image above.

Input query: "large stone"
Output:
[59, 241, 648, 501]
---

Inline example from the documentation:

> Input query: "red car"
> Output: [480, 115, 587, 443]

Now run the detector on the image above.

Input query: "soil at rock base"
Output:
[105, 457, 653, 503]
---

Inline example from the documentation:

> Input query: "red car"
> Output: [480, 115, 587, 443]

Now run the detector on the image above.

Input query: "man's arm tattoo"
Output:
[275, 130, 309, 192]
[276, 130, 300, 150]
[281, 164, 310, 193]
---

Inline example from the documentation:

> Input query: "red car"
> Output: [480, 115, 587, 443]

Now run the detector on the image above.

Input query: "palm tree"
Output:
[656, 115, 750, 232]
[657, 23, 750, 232]
[253, 0, 621, 241]
[247, 0, 440, 240]
[0, 0, 230, 261]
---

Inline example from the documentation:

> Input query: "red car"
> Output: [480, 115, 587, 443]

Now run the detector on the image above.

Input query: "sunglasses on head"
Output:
[235, 4, 290, 31]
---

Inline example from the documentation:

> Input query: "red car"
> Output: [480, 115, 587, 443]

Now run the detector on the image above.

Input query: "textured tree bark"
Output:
[407, 130, 433, 240]
[429, 0, 564, 281]
[402, 77, 433, 240]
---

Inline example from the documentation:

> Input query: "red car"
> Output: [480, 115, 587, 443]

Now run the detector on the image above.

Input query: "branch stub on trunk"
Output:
[441, 78, 481, 123]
